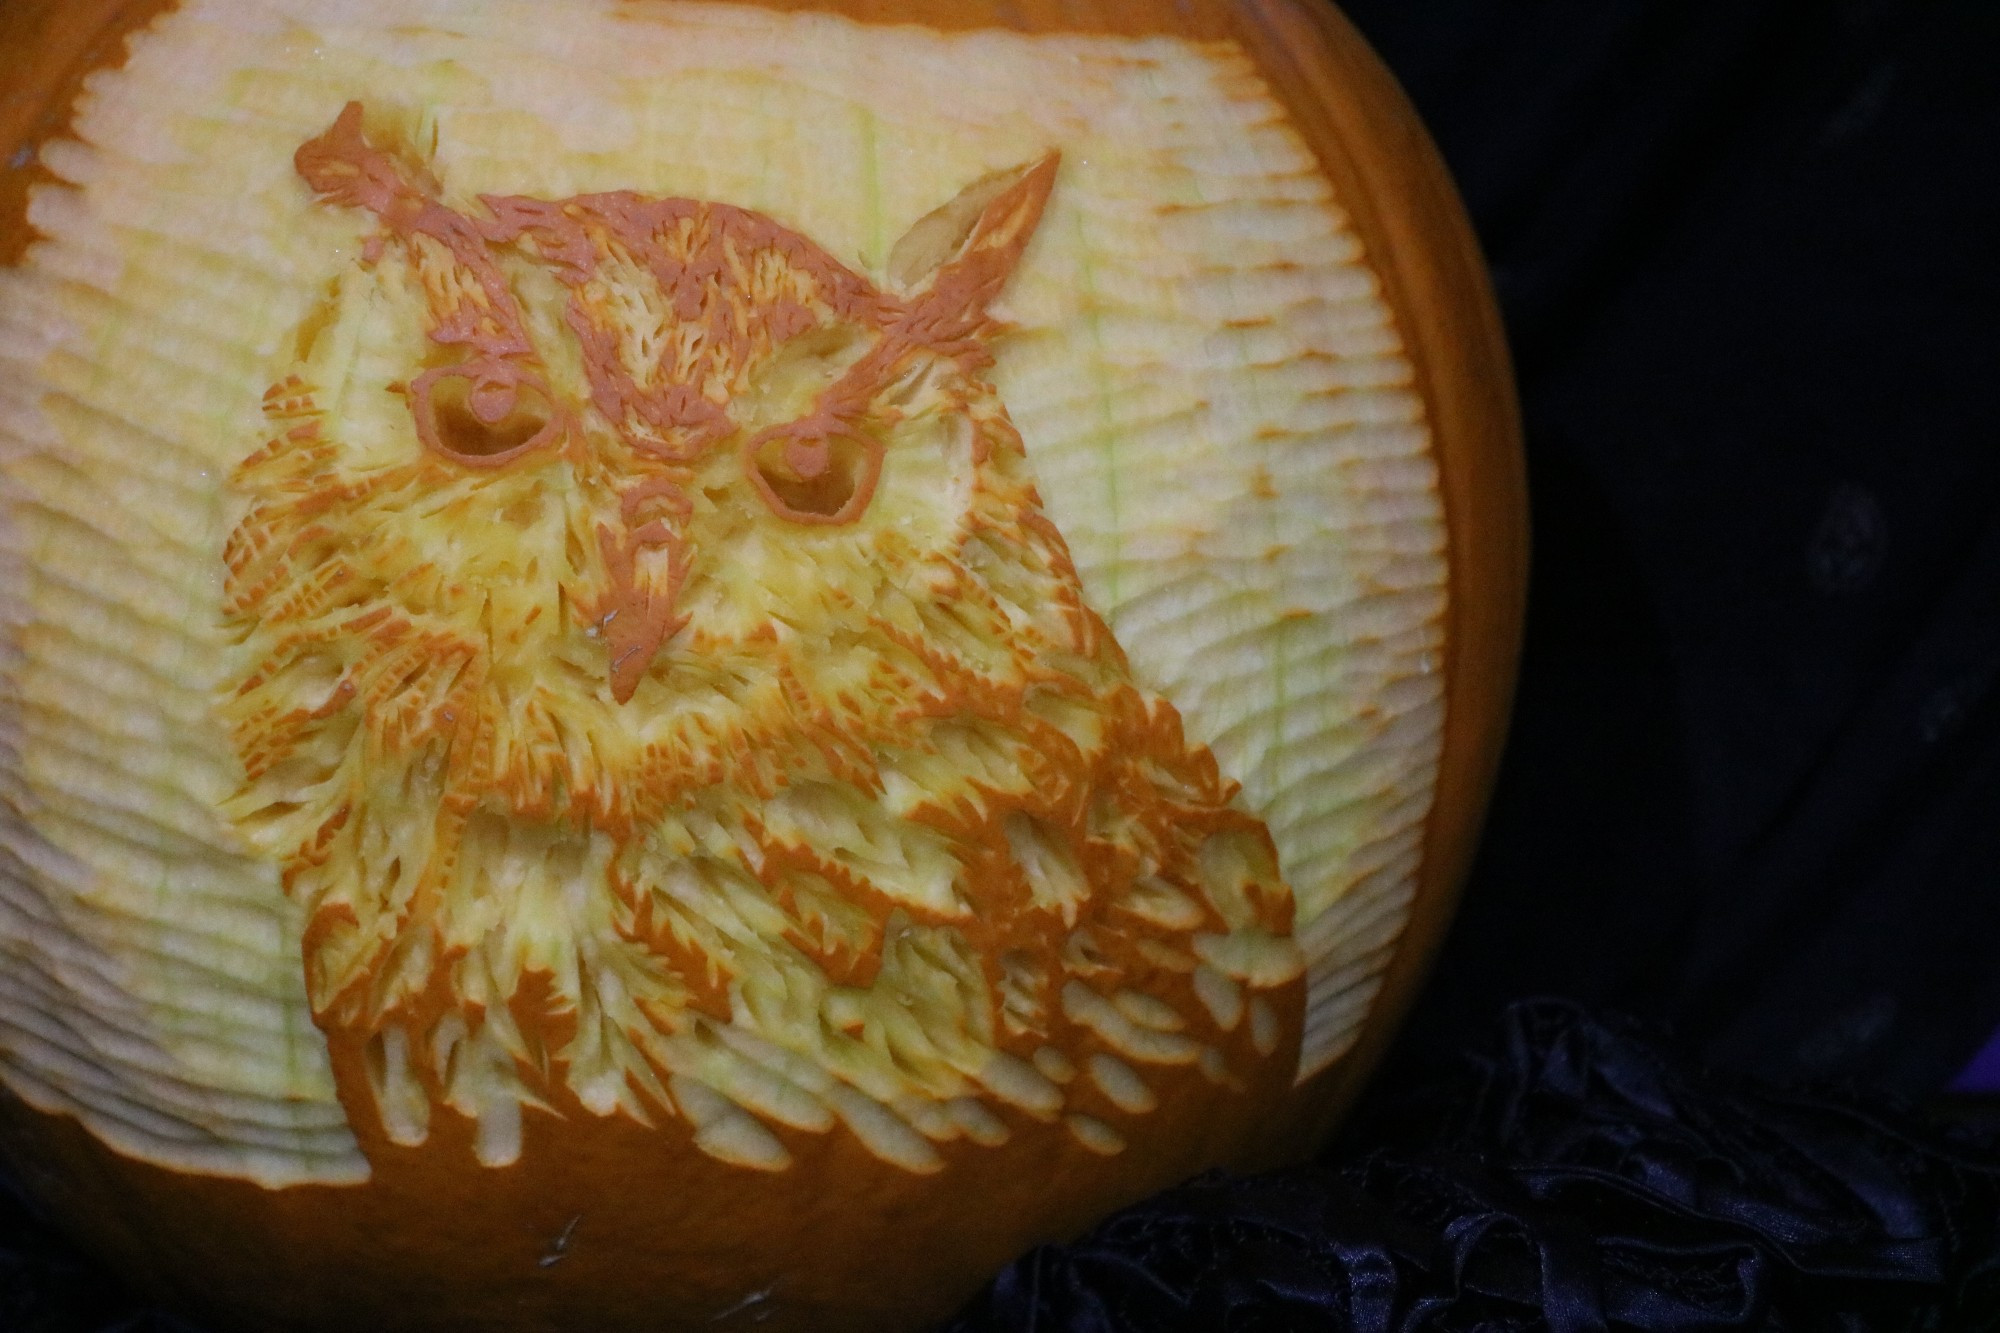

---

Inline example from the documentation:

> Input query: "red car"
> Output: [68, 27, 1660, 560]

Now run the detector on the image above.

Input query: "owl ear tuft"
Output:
[295, 101, 443, 218]
[887, 152, 1060, 302]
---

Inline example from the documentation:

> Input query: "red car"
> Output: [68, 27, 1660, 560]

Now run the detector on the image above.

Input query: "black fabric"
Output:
[1334, 0, 2000, 1094]
[951, 1001, 2000, 1332]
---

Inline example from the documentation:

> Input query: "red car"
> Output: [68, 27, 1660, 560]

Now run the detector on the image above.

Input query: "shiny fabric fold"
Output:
[950, 1001, 2000, 1332]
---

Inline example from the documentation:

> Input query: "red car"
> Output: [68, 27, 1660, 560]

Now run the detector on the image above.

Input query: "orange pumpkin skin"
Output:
[0, 1, 1524, 1329]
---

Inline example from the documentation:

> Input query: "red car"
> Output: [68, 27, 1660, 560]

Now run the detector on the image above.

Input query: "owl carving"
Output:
[220, 103, 1305, 1173]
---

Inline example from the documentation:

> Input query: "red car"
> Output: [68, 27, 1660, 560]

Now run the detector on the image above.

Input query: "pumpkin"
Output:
[0, 1, 1524, 1329]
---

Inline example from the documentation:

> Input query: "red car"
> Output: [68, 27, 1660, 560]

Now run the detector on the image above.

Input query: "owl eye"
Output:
[744, 424, 883, 525]
[410, 363, 562, 467]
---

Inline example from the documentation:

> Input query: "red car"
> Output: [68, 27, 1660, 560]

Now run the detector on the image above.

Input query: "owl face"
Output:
[222, 103, 1300, 1173]
[281, 102, 1054, 713]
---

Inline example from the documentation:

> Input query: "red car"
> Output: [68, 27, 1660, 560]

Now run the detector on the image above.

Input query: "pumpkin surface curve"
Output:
[0, 1, 1525, 1329]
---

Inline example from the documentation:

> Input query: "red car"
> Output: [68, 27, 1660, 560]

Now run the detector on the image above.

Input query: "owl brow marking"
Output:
[478, 190, 890, 465]
[732, 153, 1060, 527]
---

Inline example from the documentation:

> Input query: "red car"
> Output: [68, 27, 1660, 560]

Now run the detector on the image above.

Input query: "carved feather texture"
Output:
[220, 107, 1302, 1170]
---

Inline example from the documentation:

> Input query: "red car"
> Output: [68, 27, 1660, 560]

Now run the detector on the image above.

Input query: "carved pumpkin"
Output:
[0, 1, 1523, 1329]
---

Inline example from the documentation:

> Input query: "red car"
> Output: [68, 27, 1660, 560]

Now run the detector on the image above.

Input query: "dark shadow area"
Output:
[1343, 0, 2000, 1100]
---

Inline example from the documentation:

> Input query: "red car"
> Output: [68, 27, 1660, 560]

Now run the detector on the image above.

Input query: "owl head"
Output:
[273, 101, 1055, 704]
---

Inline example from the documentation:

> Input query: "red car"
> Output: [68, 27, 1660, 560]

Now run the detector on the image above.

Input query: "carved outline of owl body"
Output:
[220, 104, 1305, 1173]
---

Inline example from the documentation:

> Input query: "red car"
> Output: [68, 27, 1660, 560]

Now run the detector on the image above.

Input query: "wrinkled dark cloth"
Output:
[951, 1002, 2000, 1332]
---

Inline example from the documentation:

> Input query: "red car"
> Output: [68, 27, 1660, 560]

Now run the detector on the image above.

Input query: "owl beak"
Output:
[594, 483, 693, 704]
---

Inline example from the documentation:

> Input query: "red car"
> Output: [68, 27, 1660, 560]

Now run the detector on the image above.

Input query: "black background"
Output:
[1335, 0, 2000, 1103]
[5, 0, 2000, 1327]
